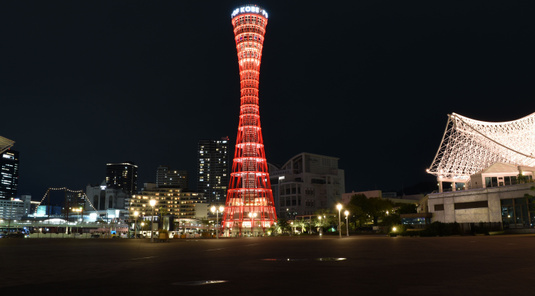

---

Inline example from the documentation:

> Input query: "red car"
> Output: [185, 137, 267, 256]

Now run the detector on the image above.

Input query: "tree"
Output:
[348, 194, 393, 226]
[277, 218, 290, 234]
[396, 203, 417, 214]
[313, 209, 337, 229]
[346, 194, 370, 227]
[518, 173, 532, 184]
[293, 220, 307, 234]
[158, 206, 169, 217]
[523, 186, 535, 226]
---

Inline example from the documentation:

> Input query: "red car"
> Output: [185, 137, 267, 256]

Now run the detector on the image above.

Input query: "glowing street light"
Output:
[149, 199, 157, 242]
[72, 207, 82, 215]
[72, 208, 83, 237]
[211, 205, 225, 239]
[344, 210, 349, 237]
[318, 215, 323, 237]
[336, 204, 343, 238]
[133, 211, 139, 239]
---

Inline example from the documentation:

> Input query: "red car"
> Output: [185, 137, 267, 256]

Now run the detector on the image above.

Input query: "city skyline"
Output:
[2, 1, 535, 198]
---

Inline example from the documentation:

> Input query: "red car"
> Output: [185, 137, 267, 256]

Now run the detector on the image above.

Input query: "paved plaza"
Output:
[2, 235, 535, 295]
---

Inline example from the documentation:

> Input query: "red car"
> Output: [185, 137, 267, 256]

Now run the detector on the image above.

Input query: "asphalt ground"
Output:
[1, 235, 535, 295]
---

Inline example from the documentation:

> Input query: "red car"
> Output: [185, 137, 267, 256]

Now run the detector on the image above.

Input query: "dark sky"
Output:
[2, 1, 535, 199]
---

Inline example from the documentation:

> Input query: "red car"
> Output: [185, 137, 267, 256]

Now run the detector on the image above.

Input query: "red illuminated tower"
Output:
[222, 5, 277, 237]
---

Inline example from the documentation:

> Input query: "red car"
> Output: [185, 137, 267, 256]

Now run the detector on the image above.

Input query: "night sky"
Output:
[2, 1, 535, 199]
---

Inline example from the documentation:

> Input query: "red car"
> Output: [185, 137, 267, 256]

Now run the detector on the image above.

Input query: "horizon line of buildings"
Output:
[0, 135, 356, 224]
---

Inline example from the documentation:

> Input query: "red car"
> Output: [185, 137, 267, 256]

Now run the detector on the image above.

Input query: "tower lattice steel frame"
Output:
[222, 5, 277, 236]
[427, 112, 535, 191]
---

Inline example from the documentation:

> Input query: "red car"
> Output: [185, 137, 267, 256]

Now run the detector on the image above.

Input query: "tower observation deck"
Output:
[222, 5, 277, 236]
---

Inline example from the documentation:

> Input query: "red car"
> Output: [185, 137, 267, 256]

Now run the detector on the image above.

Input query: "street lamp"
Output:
[318, 216, 322, 236]
[211, 205, 224, 239]
[133, 211, 139, 239]
[344, 210, 349, 237]
[72, 208, 82, 237]
[149, 199, 156, 242]
[336, 203, 343, 238]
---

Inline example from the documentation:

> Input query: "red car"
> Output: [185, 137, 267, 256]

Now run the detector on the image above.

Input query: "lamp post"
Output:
[336, 204, 342, 238]
[344, 210, 349, 237]
[211, 205, 224, 239]
[72, 207, 83, 237]
[133, 211, 139, 239]
[149, 199, 156, 242]
[318, 216, 322, 236]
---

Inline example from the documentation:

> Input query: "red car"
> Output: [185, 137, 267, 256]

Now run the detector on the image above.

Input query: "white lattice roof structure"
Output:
[0, 135, 14, 154]
[427, 112, 535, 182]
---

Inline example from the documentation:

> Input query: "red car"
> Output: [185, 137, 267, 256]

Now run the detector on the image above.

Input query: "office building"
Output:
[0, 150, 19, 200]
[106, 162, 138, 195]
[156, 165, 188, 189]
[197, 137, 230, 204]
[0, 195, 31, 220]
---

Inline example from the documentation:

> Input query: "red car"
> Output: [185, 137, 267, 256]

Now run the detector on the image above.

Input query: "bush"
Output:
[470, 222, 491, 235]
[420, 222, 461, 237]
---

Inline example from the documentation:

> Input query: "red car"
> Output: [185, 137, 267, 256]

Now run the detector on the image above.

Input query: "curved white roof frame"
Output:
[427, 112, 535, 181]
[0, 135, 14, 154]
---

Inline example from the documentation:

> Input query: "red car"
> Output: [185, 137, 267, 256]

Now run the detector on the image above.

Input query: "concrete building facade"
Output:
[428, 163, 535, 230]
[269, 152, 345, 219]
[85, 182, 129, 220]
[0, 195, 31, 220]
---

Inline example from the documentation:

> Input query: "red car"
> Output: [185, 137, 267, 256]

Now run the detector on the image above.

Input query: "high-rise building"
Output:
[156, 165, 188, 189]
[197, 137, 230, 204]
[0, 150, 19, 200]
[105, 162, 138, 195]
[222, 6, 277, 237]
